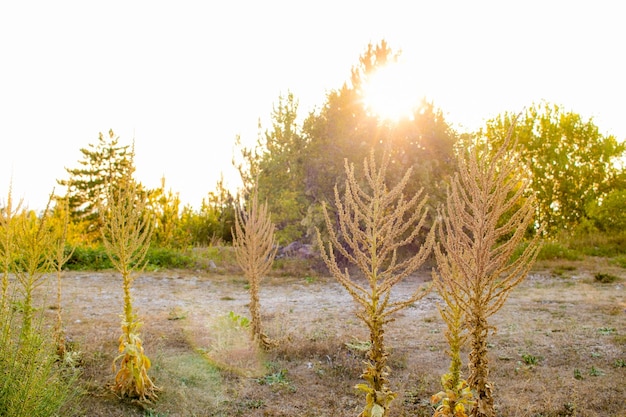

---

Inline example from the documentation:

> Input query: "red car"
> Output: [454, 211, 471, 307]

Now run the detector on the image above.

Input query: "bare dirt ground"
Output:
[39, 258, 626, 417]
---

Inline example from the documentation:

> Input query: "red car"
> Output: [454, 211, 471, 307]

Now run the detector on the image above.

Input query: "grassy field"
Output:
[25, 256, 626, 417]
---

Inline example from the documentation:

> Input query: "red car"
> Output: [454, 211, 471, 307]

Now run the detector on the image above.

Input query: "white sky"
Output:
[1, 1, 624, 211]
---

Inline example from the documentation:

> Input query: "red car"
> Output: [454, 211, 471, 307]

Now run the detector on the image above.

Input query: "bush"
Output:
[567, 229, 626, 257]
[145, 247, 195, 269]
[64, 245, 113, 270]
[586, 189, 626, 232]
[535, 241, 581, 261]
[0, 294, 81, 416]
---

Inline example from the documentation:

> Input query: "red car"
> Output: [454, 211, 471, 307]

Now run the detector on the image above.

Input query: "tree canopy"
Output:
[483, 102, 626, 234]
[58, 129, 135, 243]
[238, 41, 458, 245]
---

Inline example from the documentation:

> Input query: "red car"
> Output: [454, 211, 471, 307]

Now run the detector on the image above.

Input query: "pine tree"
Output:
[57, 129, 135, 242]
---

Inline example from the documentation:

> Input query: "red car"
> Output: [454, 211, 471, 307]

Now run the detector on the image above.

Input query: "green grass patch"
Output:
[536, 241, 581, 261]
[594, 272, 620, 284]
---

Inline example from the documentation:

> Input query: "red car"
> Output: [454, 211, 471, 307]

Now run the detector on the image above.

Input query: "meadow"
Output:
[23, 251, 626, 417]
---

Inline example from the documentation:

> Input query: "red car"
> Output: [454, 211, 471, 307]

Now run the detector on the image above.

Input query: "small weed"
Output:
[228, 311, 250, 329]
[551, 265, 576, 277]
[144, 410, 168, 417]
[613, 359, 626, 368]
[304, 275, 316, 284]
[345, 339, 371, 354]
[597, 327, 616, 335]
[589, 366, 604, 376]
[257, 369, 295, 392]
[521, 353, 540, 366]
[573, 369, 584, 380]
[242, 399, 265, 409]
[167, 306, 187, 320]
[594, 272, 619, 283]
[590, 351, 602, 358]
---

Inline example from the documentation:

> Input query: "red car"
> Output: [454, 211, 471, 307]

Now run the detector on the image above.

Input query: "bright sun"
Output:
[360, 62, 426, 122]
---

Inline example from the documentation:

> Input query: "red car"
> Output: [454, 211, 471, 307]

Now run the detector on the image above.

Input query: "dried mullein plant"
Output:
[317, 151, 435, 417]
[101, 175, 158, 403]
[233, 185, 278, 349]
[435, 131, 541, 417]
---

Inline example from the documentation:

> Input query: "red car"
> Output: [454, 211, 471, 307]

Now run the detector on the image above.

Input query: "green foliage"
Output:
[235, 92, 309, 244]
[303, 42, 456, 225]
[589, 366, 604, 376]
[597, 327, 616, 335]
[65, 244, 113, 270]
[0, 297, 81, 417]
[235, 41, 457, 244]
[521, 353, 540, 366]
[180, 176, 236, 246]
[145, 247, 195, 270]
[256, 368, 293, 391]
[147, 176, 188, 248]
[0, 190, 81, 415]
[612, 255, 626, 268]
[534, 241, 581, 261]
[483, 102, 626, 235]
[586, 188, 626, 232]
[58, 129, 136, 243]
[567, 228, 626, 257]
[227, 311, 250, 329]
[594, 273, 619, 284]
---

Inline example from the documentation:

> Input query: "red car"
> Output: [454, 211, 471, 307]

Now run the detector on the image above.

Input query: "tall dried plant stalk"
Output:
[233, 185, 277, 349]
[317, 151, 435, 417]
[101, 175, 158, 403]
[51, 195, 74, 358]
[435, 132, 541, 417]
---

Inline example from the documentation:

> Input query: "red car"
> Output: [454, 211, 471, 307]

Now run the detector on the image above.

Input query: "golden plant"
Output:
[233, 185, 278, 349]
[435, 132, 541, 417]
[101, 175, 158, 403]
[0, 185, 21, 308]
[13, 198, 55, 338]
[431, 263, 475, 417]
[50, 196, 74, 358]
[317, 151, 435, 417]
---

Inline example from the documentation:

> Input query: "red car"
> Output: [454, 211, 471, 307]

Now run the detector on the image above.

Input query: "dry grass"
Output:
[25, 257, 626, 416]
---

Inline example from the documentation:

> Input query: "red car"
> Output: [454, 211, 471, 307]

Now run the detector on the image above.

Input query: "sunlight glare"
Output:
[361, 62, 425, 122]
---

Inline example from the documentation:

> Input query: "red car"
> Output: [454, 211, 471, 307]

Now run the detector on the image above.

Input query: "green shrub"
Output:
[538, 241, 581, 261]
[612, 255, 626, 268]
[145, 247, 195, 269]
[64, 245, 113, 270]
[0, 293, 81, 416]
[594, 273, 619, 284]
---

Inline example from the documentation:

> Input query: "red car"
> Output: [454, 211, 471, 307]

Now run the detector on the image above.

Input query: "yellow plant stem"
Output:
[467, 314, 493, 417]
